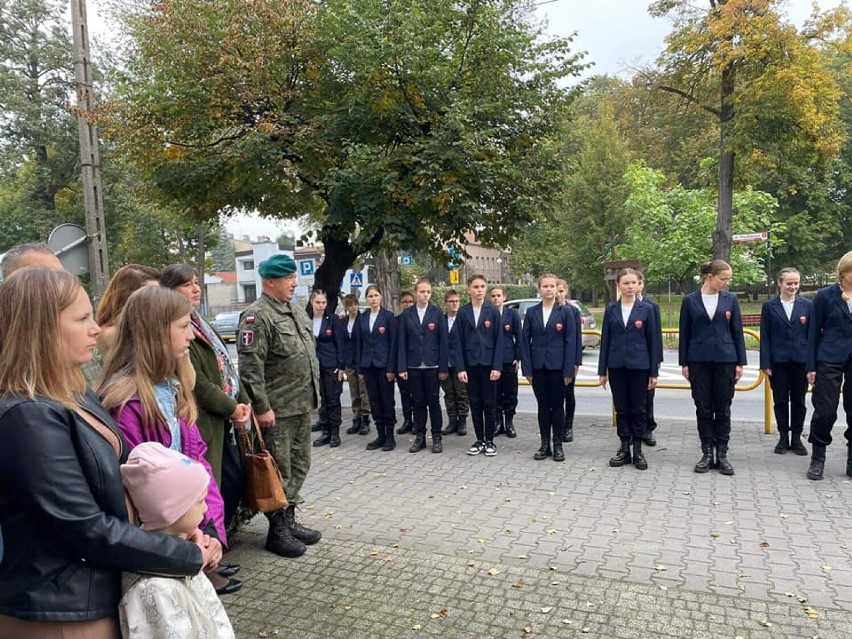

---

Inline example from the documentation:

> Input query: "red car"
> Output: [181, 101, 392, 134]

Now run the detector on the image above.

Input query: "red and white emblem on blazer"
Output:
[427, 322, 436, 331]
[555, 323, 563, 332]
[634, 320, 643, 329]
[800, 315, 807, 325]
[325, 329, 333, 336]
[378, 326, 386, 334]
[484, 320, 491, 328]
[725, 310, 731, 320]
[504, 323, 511, 331]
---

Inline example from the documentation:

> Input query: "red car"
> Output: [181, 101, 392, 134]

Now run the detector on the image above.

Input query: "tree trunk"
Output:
[714, 61, 735, 263]
[196, 223, 207, 315]
[315, 234, 356, 316]
[373, 249, 402, 313]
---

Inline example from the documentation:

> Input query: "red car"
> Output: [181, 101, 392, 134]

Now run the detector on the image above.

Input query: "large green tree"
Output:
[105, 0, 585, 301]
[650, 0, 846, 262]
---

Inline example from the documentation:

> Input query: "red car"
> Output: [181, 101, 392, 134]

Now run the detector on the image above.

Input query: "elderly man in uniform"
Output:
[237, 254, 322, 558]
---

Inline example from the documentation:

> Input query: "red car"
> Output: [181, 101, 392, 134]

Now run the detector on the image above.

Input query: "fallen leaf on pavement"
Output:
[523, 624, 533, 634]
[540, 606, 553, 613]
[804, 606, 819, 618]
[512, 581, 524, 589]
[488, 568, 501, 576]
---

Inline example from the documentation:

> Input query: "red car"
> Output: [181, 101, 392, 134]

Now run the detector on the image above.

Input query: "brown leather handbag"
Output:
[239, 415, 288, 512]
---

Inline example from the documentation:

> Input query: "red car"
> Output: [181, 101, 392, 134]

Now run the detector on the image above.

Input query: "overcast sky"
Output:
[85, 0, 846, 239]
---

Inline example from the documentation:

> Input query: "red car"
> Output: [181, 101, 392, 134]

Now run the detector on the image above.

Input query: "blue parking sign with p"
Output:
[299, 259, 315, 276]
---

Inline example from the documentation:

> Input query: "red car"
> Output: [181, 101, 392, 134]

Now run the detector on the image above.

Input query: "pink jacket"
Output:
[112, 398, 227, 545]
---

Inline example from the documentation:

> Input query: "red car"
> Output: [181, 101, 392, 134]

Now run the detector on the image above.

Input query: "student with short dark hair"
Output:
[394, 291, 416, 436]
[441, 290, 469, 437]
[342, 294, 371, 436]
[490, 286, 521, 438]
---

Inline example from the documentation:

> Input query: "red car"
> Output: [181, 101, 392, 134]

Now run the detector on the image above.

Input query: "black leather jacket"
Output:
[0, 389, 202, 622]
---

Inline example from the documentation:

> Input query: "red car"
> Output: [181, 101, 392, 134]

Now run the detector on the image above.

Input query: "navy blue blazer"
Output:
[759, 296, 811, 369]
[678, 290, 747, 366]
[397, 304, 449, 372]
[519, 303, 577, 378]
[341, 315, 358, 367]
[807, 284, 852, 370]
[454, 302, 504, 372]
[353, 308, 396, 372]
[641, 295, 665, 364]
[564, 302, 583, 367]
[499, 306, 522, 365]
[446, 314, 461, 369]
[597, 300, 661, 376]
[313, 313, 345, 370]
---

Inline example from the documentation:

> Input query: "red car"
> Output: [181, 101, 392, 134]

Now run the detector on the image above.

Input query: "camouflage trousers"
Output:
[265, 412, 312, 505]
[346, 366, 371, 417]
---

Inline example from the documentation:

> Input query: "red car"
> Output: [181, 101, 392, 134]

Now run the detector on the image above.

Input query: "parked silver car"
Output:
[210, 311, 241, 342]
[503, 298, 599, 350]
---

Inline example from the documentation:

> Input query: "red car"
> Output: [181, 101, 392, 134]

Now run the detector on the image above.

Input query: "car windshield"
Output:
[215, 313, 240, 322]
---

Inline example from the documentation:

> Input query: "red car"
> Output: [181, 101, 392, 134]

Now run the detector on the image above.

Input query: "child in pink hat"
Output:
[119, 442, 235, 639]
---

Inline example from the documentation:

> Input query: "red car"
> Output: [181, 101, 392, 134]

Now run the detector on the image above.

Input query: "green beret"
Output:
[258, 253, 297, 278]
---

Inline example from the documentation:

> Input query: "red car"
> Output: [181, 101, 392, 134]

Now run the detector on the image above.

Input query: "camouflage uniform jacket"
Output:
[237, 293, 320, 417]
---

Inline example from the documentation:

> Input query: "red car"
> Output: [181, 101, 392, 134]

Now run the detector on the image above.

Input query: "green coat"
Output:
[237, 293, 319, 417]
[189, 329, 249, 485]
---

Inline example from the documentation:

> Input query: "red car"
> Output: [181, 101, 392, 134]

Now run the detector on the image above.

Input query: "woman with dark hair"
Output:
[759, 267, 811, 456]
[0, 268, 208, 637]
[679, 259, 747, 475]
[805, 251, 852, 480]
[353, 284, 397, 451]
[307, 289, 345, 448]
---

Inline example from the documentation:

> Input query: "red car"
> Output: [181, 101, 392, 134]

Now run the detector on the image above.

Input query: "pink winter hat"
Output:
[120, 442, 209, 531]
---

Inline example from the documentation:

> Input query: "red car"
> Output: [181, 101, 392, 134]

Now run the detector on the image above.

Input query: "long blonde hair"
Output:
[99, 286, 197, 434]
[0, 268, 86, 407]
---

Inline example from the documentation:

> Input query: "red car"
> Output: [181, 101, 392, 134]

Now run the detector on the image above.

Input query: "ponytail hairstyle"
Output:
[307, 289, 328, 319]
[700, 259, 731, 281]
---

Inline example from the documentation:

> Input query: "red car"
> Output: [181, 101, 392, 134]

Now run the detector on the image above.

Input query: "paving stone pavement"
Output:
[223, 410, 852, 638]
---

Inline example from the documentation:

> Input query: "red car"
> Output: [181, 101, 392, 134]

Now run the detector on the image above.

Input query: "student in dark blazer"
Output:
[759, 268, 812, 456]
[598, 268, 661, 471]
[806, 251, 852, 480]
[454, 274, 503, 457]
[556, 279, 582, 443]
[440, 290, 469, 437]
[490, 286, 521, 438]
[342, 294, 371, 436]
[397, 279, 449, 453]
[520, 274, 577, 462]
[637, 273, 663, 446]
[308, 290, 346, 448]
[354, 284, 397, 451]
[394, 291, 416, 436]
[679, 259, 747, 476]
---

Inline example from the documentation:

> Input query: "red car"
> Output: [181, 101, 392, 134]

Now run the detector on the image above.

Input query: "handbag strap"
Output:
[240, 413, 271, 454]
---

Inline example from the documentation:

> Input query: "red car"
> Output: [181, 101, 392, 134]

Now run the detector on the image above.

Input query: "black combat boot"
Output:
[790, 430, 807, 456]
[397, 416, 414, 435]
[609, 439, 631, 467]
[563, 416, 574, 443]
[552, 442, 565, 462]
[441, 417, 458, 436]
[329, 424, 341, 448]
[432, 434, 443, 453]
[505, 413, 517, 438]
[311, 419, 323, 432]
[774, 429, 790, 454]
[716, 442, 734, 475]
[265, 509, 306, 558]
[456, 417, 468, 437]
[643, 429, 657, 446]
[381, 430, 396, 451]
[358, 414, 371, 436]
[284, 504, 321, 545]
[807, 444, 826, 480]
[346, 416, 361, 435]
[312, 424, 331, 447]
[409, 432, 427, 453]
[534, 437, 552, 460]
[495, 412, 506, 436]
[633, 440, 648, 471]
[694, 442, 714, 473]
[366, 423, 385, 450]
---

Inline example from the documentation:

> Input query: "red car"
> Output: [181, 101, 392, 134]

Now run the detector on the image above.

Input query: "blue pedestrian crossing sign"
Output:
[298, 259, 315, 276]
[349, 272, 363, 287]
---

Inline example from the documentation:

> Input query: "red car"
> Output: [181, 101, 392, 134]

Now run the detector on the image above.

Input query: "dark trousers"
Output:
[318, 368, 343, 427]
[768, 361, 808, 434]
[808, 358, 852, 447]
[363, 366, 396, 431]
[688, 362, 736, 444]
[498, 362, 519, 415]
[532, 368, 565, 442]
[441, 368, 469, 419]
[564, 380, 576, 425]
[397, 376, 413, 419]
[408, 368, 443, 436]
[608, 368, 649, 441]
[465, 365, 497, 442]
[646, 388, 657, 433]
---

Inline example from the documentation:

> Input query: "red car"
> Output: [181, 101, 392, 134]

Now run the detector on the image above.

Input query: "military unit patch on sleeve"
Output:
[241, 329, 254, 346]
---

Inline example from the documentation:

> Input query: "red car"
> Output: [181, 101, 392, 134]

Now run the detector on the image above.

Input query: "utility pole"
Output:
[71, 0, 110, 297]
